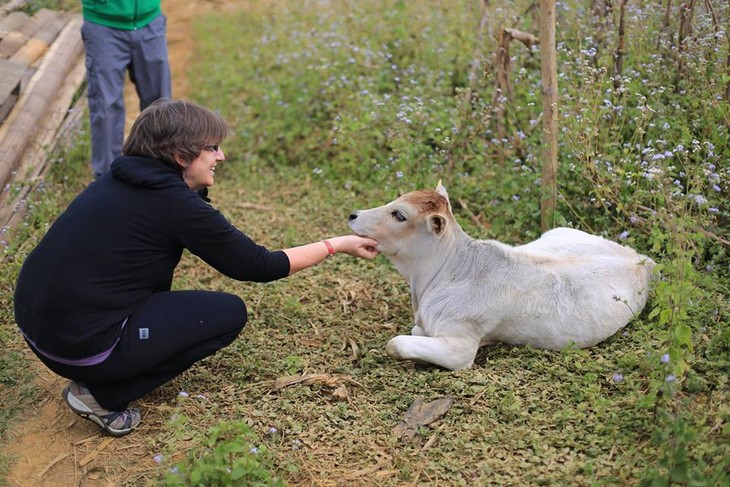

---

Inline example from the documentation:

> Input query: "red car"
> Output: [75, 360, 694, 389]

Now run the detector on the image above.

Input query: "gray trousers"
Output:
[81, 14, 172, 177]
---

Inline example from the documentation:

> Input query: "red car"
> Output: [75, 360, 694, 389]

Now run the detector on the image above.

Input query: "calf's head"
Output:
[348, 182, 455, 258]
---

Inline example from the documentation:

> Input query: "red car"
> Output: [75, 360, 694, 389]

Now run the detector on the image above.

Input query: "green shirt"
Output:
[81, 0, 161, 30]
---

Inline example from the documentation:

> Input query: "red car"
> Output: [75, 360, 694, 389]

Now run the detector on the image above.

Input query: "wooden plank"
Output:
[0, 7, 59, 57]
[0, 30, 26, 57]
[0, 58, 24, 123]
[9, 12, 66, 66]
[0, 10, 28, 37]
[0, 1, 31, 18]
[0, 14, 83, 188]
[21, 8, 58, 37]
[0, 55, 86, 234]
[0, 8, 60, 59]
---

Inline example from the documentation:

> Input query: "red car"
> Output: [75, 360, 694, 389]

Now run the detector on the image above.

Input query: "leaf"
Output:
[675, 323, 692, 347]
[273, 373, 353, 401]
[393, 397, 455, 442]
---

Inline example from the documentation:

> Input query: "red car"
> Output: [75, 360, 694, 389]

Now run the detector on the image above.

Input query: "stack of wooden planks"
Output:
[0, 0, 86, 236]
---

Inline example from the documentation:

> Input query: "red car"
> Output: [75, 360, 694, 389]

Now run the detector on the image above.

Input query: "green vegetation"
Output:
[1, 0, 728, 485]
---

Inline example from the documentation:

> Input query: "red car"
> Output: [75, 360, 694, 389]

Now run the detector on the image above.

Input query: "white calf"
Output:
[348, 183, 655, 370]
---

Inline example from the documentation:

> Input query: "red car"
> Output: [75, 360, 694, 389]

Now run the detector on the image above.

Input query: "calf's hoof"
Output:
[385, 336, 405, 360]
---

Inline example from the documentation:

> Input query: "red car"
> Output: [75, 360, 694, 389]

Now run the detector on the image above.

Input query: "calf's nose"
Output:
[348, 211, 359, 221]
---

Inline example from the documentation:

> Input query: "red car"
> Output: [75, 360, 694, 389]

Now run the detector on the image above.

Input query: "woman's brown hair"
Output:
[122, 99, 228, 170]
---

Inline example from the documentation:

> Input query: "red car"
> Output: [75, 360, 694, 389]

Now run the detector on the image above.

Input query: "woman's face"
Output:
[182, 144, 225, 190]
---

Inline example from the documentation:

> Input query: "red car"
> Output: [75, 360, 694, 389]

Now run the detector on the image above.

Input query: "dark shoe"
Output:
[62, 381, 141, 437]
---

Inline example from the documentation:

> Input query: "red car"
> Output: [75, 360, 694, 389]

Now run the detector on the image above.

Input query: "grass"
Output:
[1, 0, 729, 485]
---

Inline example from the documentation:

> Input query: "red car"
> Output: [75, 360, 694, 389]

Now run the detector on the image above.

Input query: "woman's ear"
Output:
[173, 152, 187, 168]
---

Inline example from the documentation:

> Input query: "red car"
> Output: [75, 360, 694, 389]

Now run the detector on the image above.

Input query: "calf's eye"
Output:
[391, 210, 407, 222]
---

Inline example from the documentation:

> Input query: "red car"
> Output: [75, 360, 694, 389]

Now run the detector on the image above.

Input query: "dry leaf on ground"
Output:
[393, 397, 455, 442]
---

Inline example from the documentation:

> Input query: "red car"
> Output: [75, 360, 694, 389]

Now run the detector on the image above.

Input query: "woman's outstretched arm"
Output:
[283, 235, 379, 275]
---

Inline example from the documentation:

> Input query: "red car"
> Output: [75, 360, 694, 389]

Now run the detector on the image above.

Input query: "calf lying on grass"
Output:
[348, 183, 655, 370]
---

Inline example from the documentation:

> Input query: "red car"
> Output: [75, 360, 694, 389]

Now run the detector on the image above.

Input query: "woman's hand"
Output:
[329, 235, 379, 259]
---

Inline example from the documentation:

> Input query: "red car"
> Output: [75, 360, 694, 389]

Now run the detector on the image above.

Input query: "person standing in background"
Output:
[81, 0, 171, 178]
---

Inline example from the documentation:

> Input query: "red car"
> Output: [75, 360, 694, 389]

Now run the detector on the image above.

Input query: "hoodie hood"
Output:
[111, 156, 187, 190]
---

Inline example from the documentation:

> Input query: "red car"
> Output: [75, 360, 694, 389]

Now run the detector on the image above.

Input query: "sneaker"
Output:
[62, 381, 141, 437]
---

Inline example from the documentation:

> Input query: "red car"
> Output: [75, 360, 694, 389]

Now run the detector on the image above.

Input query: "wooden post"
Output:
[539, 0, 558, 232]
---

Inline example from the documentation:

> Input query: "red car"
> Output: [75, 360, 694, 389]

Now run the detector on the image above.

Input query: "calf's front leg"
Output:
[385, 334, 480, 370]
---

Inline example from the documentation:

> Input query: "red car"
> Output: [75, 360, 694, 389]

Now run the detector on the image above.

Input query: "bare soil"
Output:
[3, 1, 220, 485]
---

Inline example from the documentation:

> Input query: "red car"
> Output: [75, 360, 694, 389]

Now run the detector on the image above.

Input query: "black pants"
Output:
[34, 290, 247, 411]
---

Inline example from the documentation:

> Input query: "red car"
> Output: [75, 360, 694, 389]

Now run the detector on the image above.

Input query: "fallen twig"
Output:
[35, 452, 70, 480]
[79, 437, 114, 467]
[233, 202, 274, 211]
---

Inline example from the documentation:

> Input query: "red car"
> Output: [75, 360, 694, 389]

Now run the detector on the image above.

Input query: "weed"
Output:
[161, 400, 285, 486]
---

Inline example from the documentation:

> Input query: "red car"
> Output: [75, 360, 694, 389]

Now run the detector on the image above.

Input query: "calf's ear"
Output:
[428, 214, 447, 237]
[435, 180, 448, 198]
[435, 180, 452, 213]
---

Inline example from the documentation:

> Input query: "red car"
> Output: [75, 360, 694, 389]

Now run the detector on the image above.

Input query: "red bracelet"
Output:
[322, 239, 335, 257]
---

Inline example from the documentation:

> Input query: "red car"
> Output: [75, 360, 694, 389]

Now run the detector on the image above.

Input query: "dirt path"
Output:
[3, 2, 218, 485]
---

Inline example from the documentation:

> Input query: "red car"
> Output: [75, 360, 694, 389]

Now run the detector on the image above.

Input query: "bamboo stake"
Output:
[726, 35, 730, 102]
[489, 27, 539, 166]
[539, 0, 558, 232]
[466, 0, 491, 94]
[703, 0, 718, 31]
[675, 0, 697, 91]
[663, 0, 674, 33]
[613, 0, 628, 92]
[590, 0, 613, 70]
[448, 0, 490, 175]
[492, 27, 510, 166]
[658, 0, 675, 52]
